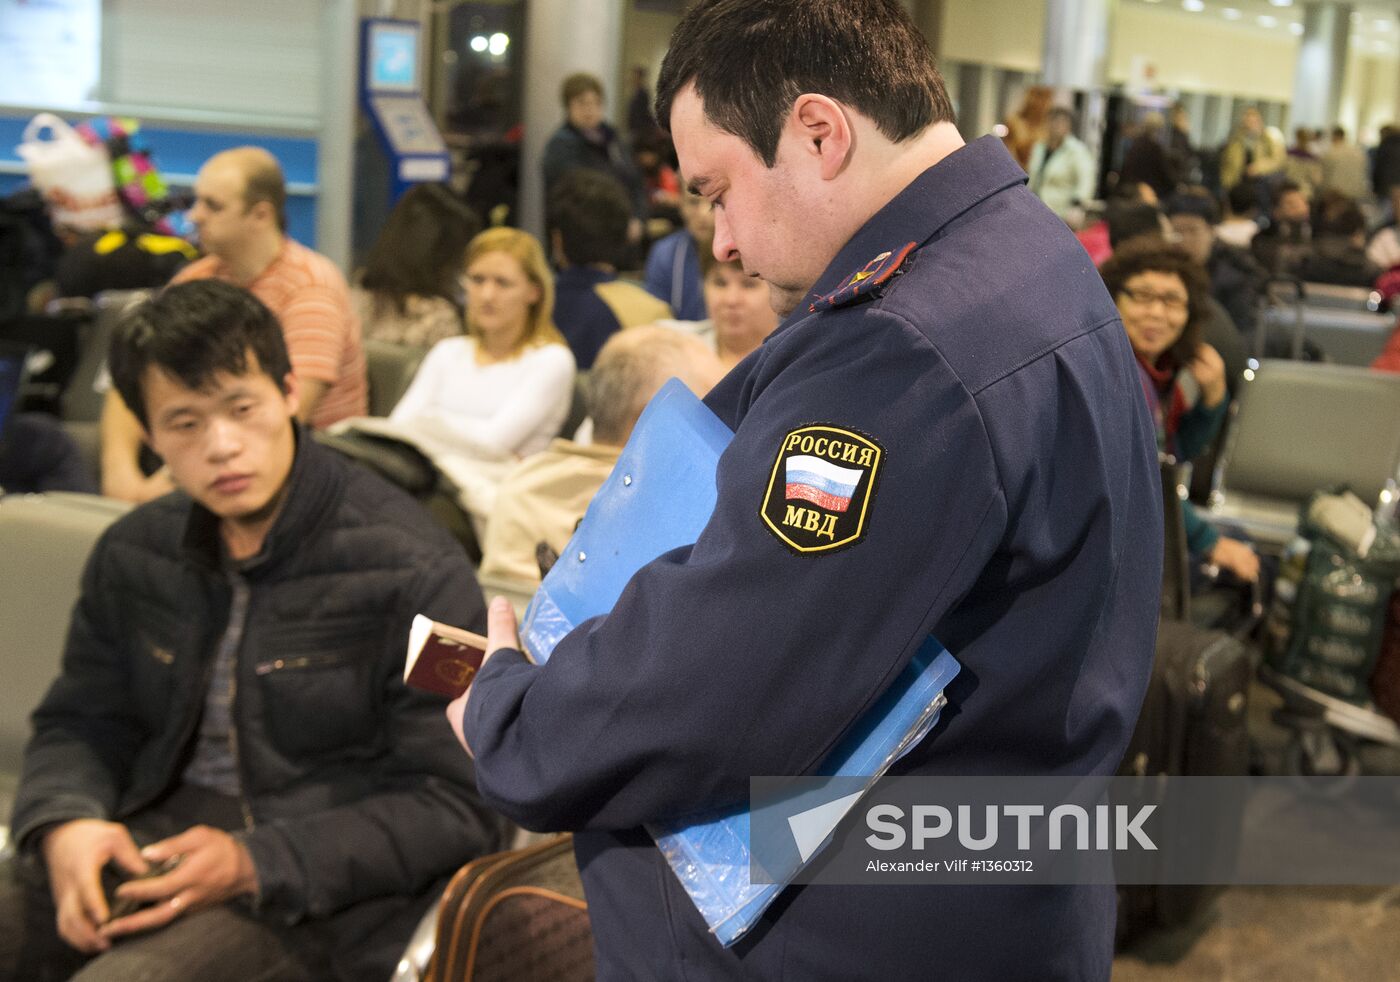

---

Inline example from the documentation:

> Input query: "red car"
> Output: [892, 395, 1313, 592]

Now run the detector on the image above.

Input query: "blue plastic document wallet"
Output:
[519, 379, 960, 946]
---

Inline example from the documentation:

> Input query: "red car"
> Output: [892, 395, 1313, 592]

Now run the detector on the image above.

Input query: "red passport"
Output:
[404, 614, 489, 698]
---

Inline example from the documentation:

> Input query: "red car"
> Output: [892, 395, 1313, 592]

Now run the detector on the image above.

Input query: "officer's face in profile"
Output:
[142, 352, 299, 524]
[670, 84, 824, 317]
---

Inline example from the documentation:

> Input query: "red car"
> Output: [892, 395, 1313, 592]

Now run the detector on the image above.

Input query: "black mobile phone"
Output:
[103, 854, 182, 922]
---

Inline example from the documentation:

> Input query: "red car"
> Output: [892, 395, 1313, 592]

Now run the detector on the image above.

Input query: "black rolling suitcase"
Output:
[1116, 621, 1252, 944]
[1121, 620, 1251, 781]
[1117, 459, 1254, 946]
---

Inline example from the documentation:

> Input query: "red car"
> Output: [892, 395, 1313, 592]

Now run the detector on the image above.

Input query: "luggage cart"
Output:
[1260, 663, 1400, 777]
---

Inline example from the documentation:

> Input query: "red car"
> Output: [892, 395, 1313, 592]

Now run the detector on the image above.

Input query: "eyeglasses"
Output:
[1120, 286, 1188, 313]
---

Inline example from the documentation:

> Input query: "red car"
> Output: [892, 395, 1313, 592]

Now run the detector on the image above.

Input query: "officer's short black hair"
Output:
[110, 280, 292, 429]
[654, 0, 955, 167]
[546, 170, 631, 268]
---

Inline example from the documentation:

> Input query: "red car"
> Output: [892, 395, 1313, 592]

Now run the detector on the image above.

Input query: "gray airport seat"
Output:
[1257, 282, 1394, 367]
[57, 290, 152, 480]
[1206, 360, 1400, 549]
[0, 493, 130, 777]
[60, 290, 150, 424]
[365, 340, 427, 417]
[1295, 282, 1383, 313]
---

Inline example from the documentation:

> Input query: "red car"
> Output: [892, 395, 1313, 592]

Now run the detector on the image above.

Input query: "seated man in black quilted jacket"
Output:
[0, 279, 510, 982]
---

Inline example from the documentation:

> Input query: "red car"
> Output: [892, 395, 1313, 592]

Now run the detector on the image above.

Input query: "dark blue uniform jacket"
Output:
[464, 136, 1162, 980]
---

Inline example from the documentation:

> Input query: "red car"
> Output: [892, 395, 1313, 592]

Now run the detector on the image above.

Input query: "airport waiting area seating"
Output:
[365, 339, 427, 418]
[0, 492, 131, 778]
[1206, 359, 1400, 550]
[1255, 281, 1395, 367]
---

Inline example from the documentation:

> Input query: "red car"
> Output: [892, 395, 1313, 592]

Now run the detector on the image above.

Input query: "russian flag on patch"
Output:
[784, 455, 863, 513]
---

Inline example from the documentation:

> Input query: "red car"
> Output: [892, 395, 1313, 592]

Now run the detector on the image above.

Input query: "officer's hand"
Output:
[98, 825, 257, 942]
[41, 818, 147, 954]
[1209, 537, 1260, 583]
[1188, 343, 1228, 408]
[447, 596, 519, 757]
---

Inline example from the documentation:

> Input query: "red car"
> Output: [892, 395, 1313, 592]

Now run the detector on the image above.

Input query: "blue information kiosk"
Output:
[359, 18, 449, 203]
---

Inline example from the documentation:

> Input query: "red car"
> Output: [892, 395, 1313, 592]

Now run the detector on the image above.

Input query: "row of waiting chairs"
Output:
[1255, 280, 1396, 368]
[1207, 359, 1400, 551]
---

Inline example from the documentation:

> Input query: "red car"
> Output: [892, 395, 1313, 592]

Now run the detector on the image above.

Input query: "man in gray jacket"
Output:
[1, 280, 508, 982]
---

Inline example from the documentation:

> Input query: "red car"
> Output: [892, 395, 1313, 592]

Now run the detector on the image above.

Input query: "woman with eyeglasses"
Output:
[1100, 239, 1260, 583]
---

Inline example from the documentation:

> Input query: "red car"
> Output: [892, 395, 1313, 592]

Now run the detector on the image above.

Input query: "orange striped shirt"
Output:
[172, 239, 368, 428]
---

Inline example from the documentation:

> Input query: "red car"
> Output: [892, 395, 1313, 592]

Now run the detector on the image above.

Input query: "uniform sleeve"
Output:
[239, 551, 509, 923]
[462, 309, 1009, 832]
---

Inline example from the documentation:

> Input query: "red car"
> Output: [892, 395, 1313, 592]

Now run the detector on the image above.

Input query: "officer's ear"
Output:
[790, 94, 853, 182]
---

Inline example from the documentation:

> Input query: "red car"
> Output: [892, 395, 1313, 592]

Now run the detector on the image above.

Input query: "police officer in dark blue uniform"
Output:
[449, 1, 1161, 978]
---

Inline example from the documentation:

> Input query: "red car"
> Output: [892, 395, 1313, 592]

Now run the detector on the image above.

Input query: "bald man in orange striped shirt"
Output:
[101, 147, 367, 503]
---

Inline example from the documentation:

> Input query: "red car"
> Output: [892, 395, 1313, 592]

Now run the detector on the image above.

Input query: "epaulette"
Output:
[808, 241, 918, 313]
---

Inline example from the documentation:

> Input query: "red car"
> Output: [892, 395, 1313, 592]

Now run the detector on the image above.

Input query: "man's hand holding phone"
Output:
[41, 819, 147, 953]
[97, 825, 257, 942]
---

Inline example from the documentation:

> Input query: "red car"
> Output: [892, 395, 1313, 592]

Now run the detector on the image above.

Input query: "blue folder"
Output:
[520, 379, 959, 946]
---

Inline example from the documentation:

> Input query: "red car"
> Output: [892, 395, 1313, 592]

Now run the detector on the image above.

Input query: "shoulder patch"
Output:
[761, 425, 884, 554]
[808, 242, 918, 313]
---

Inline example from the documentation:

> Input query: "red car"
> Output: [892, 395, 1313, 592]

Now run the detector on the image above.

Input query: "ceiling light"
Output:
[1222, 7, 1241, 19]
[1258, 14, 1278, 27]
[1289, 22, 1303, 34]
[1183, 0, 1204, 11]
[1268, 0, 1292, 7]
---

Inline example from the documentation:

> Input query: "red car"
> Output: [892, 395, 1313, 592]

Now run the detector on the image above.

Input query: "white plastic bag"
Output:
[15, 113, 123, 232]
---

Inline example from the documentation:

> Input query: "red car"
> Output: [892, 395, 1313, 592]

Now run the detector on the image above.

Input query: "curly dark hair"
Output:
[1098, 239, 1212, 368]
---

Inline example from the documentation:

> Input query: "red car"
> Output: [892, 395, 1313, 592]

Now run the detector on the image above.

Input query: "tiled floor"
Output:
[1113, 884, 1400, 981]
[1113, 681, 1400, 980]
